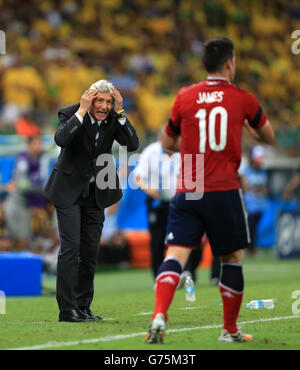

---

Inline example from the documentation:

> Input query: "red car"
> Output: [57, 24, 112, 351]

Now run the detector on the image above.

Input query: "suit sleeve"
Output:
[54, 108, 82, 148]
[165, 92, 182, 137]
[244, 91, 268, 130]
[114, 117, 139, 152]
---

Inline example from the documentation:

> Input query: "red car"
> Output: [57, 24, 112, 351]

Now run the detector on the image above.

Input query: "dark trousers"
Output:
[210, 256, 221, 280]
[55, 182, 104, 312]
[184, 248, 203, 282]
[247, 212, 262, 253]
[147, 198, 169, 278]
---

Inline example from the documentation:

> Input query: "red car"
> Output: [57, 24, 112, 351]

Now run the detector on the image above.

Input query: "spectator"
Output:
[3, 135, 51, 251]
[98, 203, 130, 267]
[239, 145, 269, 255]
[283, 169, 300, 201]
[1, 55, 47, 124]
[15, 111, 41, 137]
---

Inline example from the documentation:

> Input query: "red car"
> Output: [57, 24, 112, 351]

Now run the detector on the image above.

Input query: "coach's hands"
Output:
[76, 86, 124, 119]
[112, 86, 123, 113]
[76, 89, 98, 118]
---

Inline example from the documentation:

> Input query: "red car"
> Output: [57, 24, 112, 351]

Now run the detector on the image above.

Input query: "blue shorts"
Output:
[165, 190, 251, 256]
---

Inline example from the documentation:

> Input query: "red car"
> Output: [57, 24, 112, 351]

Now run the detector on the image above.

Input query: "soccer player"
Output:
[145, 37, 274, 344]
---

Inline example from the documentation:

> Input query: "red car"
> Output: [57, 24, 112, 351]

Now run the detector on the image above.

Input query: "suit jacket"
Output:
[43, 103, 139, 209]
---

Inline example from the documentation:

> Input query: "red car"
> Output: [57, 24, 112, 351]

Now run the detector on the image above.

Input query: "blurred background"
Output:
[1, 0, 300, 277]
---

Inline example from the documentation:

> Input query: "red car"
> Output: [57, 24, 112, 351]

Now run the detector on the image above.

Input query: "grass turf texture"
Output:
[1, 251, 300, 350]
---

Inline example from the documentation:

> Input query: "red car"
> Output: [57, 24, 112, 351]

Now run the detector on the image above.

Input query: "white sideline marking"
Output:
[8, 314, 300, 350]
[135, 306, 207, 316]
[135, 312, 153, 316]
[177, 306, 208, 310]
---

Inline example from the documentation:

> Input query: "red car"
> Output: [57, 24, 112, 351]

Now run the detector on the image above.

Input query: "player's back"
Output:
[168, 77, 267, 193]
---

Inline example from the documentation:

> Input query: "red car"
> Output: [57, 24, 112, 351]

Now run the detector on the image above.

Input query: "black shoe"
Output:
[79, 307, 103, 321]
[59, 309, 95, 323]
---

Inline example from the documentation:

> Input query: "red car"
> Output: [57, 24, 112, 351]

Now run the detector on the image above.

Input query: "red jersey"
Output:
[165, 78, 268, 193]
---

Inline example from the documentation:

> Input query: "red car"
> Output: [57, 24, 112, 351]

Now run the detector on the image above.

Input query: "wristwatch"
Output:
[116, 109, 126, 119]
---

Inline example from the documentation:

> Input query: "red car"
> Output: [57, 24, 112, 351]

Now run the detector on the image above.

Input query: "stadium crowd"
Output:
[0, 0, 300, 148]
[1, 0, 300, 268]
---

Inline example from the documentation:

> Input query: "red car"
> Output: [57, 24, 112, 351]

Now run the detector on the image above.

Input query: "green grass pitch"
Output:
[1, 251, 300, 350]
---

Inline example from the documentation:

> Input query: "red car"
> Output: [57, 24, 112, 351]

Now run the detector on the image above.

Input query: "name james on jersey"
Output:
[196, 91, 224, 104]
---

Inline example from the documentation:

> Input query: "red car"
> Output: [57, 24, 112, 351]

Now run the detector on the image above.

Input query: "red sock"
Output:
[153, 271, 180, 322]
[219, 283, 243, 333]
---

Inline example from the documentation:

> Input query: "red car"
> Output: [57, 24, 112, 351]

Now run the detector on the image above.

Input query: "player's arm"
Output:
[244, 119, 274, 144]
[163, 92, 182, 152]
[161, 132, 181, 152]
[239, 173, 248, 191]
[244, 90, 274, 145]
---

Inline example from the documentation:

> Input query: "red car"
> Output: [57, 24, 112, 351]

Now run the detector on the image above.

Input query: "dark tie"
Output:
[91, 121, 101, 147]
[82, 121, 101, 199]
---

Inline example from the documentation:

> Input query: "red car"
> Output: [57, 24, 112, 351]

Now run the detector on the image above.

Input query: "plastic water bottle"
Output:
[185, 276, 196, 302]
[246, 299, 274, 309]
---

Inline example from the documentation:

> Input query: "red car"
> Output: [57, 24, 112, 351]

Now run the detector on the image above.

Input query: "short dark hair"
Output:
[202, 37, 234, 73]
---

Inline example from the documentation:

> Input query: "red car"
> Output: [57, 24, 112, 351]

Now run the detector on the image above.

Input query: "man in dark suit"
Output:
[44, 80, 139, 322]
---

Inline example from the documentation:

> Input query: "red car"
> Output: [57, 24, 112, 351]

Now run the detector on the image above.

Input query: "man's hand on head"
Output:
[112, 86, 124, 113]
[77, 89, 98, 118]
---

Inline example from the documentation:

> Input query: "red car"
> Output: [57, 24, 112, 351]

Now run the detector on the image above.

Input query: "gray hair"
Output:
[89, 79, 114, 95]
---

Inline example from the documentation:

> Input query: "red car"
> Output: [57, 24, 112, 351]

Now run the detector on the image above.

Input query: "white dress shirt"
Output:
[74, 111, 126, 183]
[75, 112, 126, 128]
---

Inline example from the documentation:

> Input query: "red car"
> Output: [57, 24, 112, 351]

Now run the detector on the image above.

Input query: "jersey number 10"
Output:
[195, 106, 228, 153]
